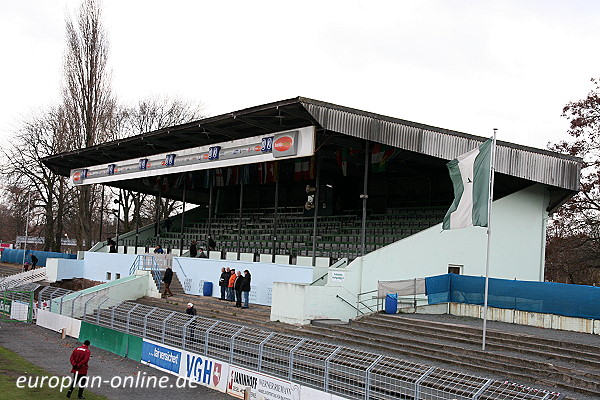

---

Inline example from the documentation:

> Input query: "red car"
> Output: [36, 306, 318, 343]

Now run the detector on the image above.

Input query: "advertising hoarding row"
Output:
[140, 339, 304, 399]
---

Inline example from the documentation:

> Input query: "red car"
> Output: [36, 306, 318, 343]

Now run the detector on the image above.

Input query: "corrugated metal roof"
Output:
[301, 98, 581, 191]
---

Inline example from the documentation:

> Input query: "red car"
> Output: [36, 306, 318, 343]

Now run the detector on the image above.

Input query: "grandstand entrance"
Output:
[43, 97, 579, 265]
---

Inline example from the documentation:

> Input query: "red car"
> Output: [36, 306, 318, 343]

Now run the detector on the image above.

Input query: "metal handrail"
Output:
[336, 294, 362, 314]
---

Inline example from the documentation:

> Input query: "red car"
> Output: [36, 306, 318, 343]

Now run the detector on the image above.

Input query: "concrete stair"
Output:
[0, 262, 23, 277]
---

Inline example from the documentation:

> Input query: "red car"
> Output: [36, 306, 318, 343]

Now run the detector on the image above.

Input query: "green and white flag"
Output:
[442, 139, 493, 230]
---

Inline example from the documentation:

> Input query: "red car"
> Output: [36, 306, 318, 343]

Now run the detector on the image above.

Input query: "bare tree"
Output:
[62, 0, 116, 249]
[1, 107, 73, 251]
[109, 96, 205, 232]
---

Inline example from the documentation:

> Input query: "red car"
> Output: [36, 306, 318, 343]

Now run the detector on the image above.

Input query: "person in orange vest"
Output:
[227, 269, 236, 302]
[67, 340, 91, 399]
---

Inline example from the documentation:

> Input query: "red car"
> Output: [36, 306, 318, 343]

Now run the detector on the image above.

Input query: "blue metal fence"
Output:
[425, 273, 600, 320]
[1, 248, 76, 267]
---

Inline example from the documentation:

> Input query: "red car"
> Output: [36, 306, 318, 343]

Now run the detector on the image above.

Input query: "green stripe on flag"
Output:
[443, 139, 492, 230]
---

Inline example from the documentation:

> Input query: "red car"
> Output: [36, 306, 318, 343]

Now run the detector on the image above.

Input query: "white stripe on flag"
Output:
[443, 139, 492, 230]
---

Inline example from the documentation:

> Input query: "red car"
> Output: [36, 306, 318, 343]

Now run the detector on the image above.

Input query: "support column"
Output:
[271, 162, 280, 262]
[134, 192, 140, 254]
[99, 185, 105, 242]
[154, 187, 162, 246]
[237, 182, 244, 260]
[207, 175, 214, 240]
[311, 155, 321, 266]
[180, 178, 187, 254]
[361, 140, 370, 256]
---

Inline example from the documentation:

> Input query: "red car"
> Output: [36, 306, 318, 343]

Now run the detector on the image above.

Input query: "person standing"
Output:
[67, 340, 91, 399]
[186, 302, 197, 316]
[234, 270, 243, 307]
[30, 253, 38, 269]
[241, 270, 251, 309]
[219, 267, 229, 300]
[189, 240, 198, 258]
[162, 266, 174, 297]
[227, 269, 236, 302]
[107, 237, 117, 253]
[207, 235, 216, 251]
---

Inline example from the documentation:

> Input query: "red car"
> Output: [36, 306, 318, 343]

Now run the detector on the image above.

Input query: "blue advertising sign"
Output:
[141, 341, 181, 374]
[165, 154, 176, 166]
[139, 158, 148, 170]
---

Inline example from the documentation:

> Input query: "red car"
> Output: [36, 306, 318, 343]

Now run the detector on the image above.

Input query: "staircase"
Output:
[0, 267, 47, 291]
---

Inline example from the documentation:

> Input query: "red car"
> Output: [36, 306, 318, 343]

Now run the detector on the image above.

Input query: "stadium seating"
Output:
[154, 206, 447, 262]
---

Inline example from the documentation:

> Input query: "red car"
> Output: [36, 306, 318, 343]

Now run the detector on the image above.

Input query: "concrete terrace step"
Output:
[368, 313, 600, 355]
[295, 323, 599, 399]
[358, 314, 600, 369]
[127, 295, 596, 399]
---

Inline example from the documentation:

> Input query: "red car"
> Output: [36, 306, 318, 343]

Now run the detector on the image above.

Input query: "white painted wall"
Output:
[359, 184, 549, 293]
[270, 282, 359, 324]
[271, 185, 550, 324]
[174, 257, 314, 306]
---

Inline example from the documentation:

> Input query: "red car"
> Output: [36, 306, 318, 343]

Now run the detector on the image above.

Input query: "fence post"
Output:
[182, 317, 195, 349]
[257, 332, 275, 372]
[71, 292, 85, 318]
[205, 321, 219, 356]
[229, 327, 245, 363]
[364, 355, 383, 400]
[37, 286, 49, 309]
[289, 339, 306, 381]
[82, 294, 97, 322]
[414, 366, 435, 399]
[472, 378, 493, 400]
[325, 347, 342, 392]
[162, 312, 176, 344]
[125, 304, 140, 334]
[95, 298, 109, 325]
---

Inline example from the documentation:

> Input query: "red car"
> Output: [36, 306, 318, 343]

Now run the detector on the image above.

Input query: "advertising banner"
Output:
[0, 298, 10, 315]
[141, 340, 182, 374]
[141, 339, 229, 393]
[227, 365, 301, 400]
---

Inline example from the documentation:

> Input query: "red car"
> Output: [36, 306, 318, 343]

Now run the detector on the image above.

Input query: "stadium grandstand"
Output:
[41, 96, 580, 261]
[1, 97, 593, 400]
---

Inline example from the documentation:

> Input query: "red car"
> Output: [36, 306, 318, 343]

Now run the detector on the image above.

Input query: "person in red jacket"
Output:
[67, 340, 91, 399]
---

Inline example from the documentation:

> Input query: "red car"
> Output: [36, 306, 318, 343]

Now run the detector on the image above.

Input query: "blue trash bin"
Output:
[385, 293, 398, 314]
[202, 281, 213, 296]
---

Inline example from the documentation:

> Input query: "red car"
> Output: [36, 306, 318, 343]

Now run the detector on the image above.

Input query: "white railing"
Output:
[0, 267, 47, 291]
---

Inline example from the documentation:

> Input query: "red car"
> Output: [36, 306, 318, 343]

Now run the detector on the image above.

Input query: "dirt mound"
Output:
[50, 278, 103, 291]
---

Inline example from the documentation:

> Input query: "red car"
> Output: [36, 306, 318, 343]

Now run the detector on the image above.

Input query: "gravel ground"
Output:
[0, 321, 229, 400]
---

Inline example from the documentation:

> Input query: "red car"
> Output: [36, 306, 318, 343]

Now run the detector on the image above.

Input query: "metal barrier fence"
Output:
[53, 298, 563, 400]
[1, 284, 37, 322]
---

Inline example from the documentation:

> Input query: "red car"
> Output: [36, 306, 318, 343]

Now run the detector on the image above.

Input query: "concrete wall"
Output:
[271, 185, 550, 324]
[271, 282, 359, 324]
[173, 257, 313, 306]
[51, 272, 160, 317]
[36, 309, 81, 338]
[359, 184, 549, 294]
[446, 303, 600, 335]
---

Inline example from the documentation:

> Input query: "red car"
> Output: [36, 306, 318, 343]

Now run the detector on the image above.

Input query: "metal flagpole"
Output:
[482, 129, 498, 351]
[21, 192, 32, 269]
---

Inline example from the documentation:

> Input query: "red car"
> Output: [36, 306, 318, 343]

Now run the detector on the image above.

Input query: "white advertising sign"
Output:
[70, 126, 315, 186]
[140, 339, 229, 393]
[227, 364, 301, 400]
[330, 271, 345, 283]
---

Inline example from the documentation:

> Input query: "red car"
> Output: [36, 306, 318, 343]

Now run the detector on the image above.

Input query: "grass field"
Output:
[0, 346, 108, 400]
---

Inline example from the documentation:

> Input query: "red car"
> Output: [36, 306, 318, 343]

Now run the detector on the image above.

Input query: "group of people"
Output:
[23, 252, 38, 271]
[219, 267, 251, 308]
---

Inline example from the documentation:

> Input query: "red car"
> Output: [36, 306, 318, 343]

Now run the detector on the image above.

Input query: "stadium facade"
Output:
[43, 97, 582, 323]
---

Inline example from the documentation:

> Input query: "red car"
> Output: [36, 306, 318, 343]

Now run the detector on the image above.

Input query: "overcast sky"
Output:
[1, 0, 599, 151]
